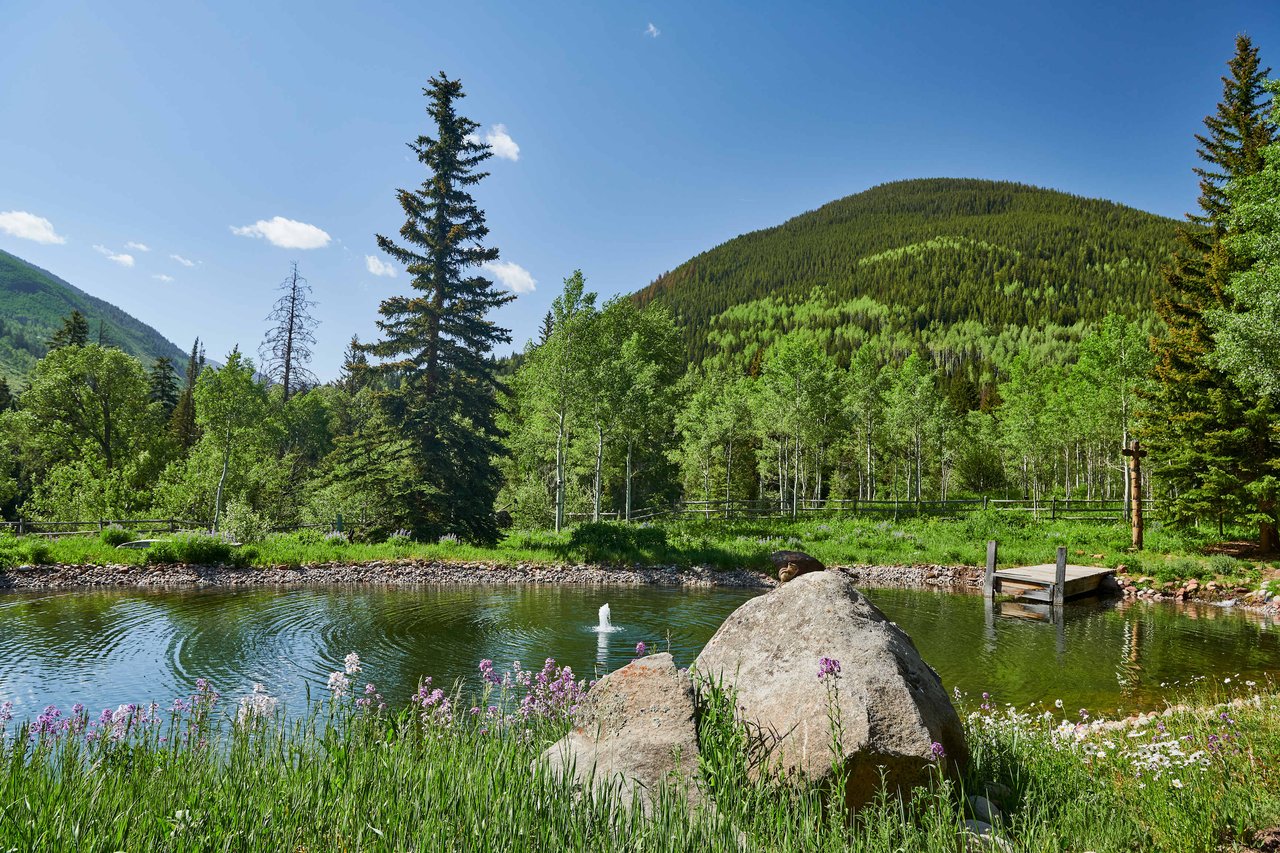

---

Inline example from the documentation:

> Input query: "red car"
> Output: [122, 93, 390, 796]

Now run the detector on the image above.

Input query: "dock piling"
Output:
[1052, 546, 1067, 606]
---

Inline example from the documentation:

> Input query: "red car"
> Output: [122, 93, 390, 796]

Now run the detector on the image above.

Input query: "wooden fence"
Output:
[1, 496, 1157, 537]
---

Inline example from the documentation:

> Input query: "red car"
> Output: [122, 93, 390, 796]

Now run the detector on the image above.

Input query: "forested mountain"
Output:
[635, 178, 1184, 372]
[0, 249, 186, 381]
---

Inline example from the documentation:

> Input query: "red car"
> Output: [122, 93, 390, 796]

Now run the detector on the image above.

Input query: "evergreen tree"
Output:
[360, 72, 516, 544]
[170, 338, 203, 451]
[148, 356, 180, 418]
[259, 262, 319, 401]
[339, 335, 370, 395]
[1143, 35, 1279, 546]
[0, 375, 12, 413]
[47, 310, 90, 350]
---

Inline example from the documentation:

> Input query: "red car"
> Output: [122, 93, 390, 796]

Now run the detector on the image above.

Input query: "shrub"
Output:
[386, 529, 413, 547]
[100, 525, 138, 547]
[145, 534, 234, 565]
[564, 522, 668, 563]
[1154, 557, 1209, 584]
[1205, 554, 1245, 578]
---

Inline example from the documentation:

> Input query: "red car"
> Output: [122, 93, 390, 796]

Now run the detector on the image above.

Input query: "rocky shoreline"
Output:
[1, 559, 1275, 616]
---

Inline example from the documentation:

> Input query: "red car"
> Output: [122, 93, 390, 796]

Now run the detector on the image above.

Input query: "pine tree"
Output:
[339, 334, 369, 395]
[1143, 35, 1279, 547]
[0, 375, 12, 412]
[170, 338, 203, 451]
[47, 310, 90, 350]
[148, 356, 180, 418]
[360, 72, 516, 543]
[259, 262, 319, 400]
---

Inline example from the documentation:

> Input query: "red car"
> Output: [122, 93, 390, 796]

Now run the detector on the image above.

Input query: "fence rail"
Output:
[1, 496, 1159, 538]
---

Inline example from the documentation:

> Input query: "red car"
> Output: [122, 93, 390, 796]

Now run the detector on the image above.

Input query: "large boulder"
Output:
[538, 653, 701, 811]
[771, 549, 824, 583]
[694, 571, 967, 810]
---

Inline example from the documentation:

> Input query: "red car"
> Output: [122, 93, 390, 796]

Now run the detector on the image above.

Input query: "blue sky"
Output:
[2, 0, 1277, 378]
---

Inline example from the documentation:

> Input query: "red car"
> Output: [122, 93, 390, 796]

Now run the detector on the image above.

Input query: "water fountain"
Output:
[596, 603, 615, 633]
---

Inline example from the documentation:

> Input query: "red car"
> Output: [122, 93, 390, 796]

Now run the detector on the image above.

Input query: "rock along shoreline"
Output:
[1, 560, 1273, 616]
[0, 559, 985, 594]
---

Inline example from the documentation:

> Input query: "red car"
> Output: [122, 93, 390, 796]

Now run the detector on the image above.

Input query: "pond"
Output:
[1, 583, 1277, 719]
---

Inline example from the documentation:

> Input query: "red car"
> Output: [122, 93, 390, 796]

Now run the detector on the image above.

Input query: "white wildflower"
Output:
[344, 652, 362, 675]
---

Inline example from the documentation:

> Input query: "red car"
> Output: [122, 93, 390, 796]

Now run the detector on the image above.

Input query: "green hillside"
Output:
[634, 178, 1184, 371]
[0, 249, 187, 381]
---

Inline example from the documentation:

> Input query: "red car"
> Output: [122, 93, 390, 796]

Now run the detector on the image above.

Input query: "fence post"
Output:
[983, 540, 997, 599]
[1051, 497, 1057, 521]
[983, 496, 988, 511]
[1053, 546, 1067, 607]
[16, 516, 24, 536]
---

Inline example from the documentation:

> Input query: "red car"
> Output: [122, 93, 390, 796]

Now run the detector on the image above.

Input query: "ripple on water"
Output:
[1, 584, 1276, 719]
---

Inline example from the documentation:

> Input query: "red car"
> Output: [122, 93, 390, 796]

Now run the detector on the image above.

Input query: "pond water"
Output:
[1, 583, 1277, 720]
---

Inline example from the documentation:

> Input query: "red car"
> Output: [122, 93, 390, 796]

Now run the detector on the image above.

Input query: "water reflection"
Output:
[0, 583, 1276, 720]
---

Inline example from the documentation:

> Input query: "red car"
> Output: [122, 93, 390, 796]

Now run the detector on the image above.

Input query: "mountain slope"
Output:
[0, 249, 187, 381]
[634, 178, 1184, 369]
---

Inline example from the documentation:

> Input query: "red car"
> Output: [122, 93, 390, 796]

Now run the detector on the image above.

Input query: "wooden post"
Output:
[1053, 545, 1067, 606]
[1051, 496, 1057, 520]
[1121, 440, 1147, 550]
[984, 540, 997, 599]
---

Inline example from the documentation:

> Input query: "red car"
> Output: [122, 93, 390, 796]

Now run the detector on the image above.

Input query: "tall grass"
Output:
[2, 660, 1278, 851]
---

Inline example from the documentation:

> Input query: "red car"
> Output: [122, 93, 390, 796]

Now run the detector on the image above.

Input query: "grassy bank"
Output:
[2, 657, 1278, 851]
[2, 514, 1272, 588]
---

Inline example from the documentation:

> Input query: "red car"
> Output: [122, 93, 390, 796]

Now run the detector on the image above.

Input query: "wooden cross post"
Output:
[1121, 440, 1147, 550]
[1052, 545, 1067, 607]
[983, 540, 997, 599]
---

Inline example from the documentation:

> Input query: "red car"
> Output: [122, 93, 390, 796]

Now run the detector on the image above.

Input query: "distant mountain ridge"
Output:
[0, 249, 187, 381]
[634, 178, 1185, 370]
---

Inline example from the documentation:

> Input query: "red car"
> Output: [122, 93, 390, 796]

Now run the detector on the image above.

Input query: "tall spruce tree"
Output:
[170, 338, 203, 451]
[339, 334, 369, 395]
[1143, 35, 1279, 546]
[0, 375, 12, 412]
[47, 310, 90, 350]
[361, 72, 516, 543]
[148, 356, 180, 418]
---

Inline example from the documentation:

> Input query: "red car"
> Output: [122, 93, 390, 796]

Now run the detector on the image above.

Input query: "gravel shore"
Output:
[0, 559, 986, 593]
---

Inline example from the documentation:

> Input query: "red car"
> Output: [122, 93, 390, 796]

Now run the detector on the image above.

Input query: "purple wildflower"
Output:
[817, 657, 841, 681]
[930, 741, 946, 761]
[635, 642, 647, 657]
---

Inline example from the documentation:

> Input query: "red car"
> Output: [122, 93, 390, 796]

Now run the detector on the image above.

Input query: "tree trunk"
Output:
[554, 415, 566, 532]
[212, 423, 232, 533]
[625, 438, 633, 522]
[593, 423, 603, 523]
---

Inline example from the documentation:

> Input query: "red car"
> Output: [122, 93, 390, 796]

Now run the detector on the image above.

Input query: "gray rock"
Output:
[694, 571, 967, 811]
[537, 653, 700, 812]
[770, 550, 825, 583]
[967, 794, 1002, 824]
[960, 819, 1013, 851]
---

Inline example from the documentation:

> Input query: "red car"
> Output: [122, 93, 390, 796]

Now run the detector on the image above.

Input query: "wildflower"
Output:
[344, 652, 362, 676]
[0, 700, 12, 728]
[1054, 699, 1064, 709]
[817, 657, 841, 681]
[327, 671, 351, 699]
[1171, 778, 1184, 789]
[478, 659, 500, 685]
[237, 683, 278, 725]
[635, 642, 648, 657]
[929, 741, 946, 761]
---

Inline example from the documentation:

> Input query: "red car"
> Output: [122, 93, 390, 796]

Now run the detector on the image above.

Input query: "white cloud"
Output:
[153, 273, 175, 283]
[645, 22, 661, 37]
[468, 124, 521, 161]
[170, 253, 196, 267]
[125, 241, 150, 252]
[365, 255, 397, 277]
[0, 210, 66, 244]
[231, 216, 331, 249]
[482, 260, 536, 294]
[93, 244, 135, 267]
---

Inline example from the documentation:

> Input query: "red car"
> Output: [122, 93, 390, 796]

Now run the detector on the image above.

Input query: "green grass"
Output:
[0, 515, 1270, 588]
[2, 667, 1277, 851]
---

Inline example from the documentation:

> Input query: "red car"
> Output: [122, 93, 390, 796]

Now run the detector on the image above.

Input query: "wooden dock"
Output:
[982, 541, 1115, 605]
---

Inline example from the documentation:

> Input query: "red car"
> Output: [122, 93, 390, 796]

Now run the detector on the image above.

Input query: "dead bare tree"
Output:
[259, 262, 319, 400]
